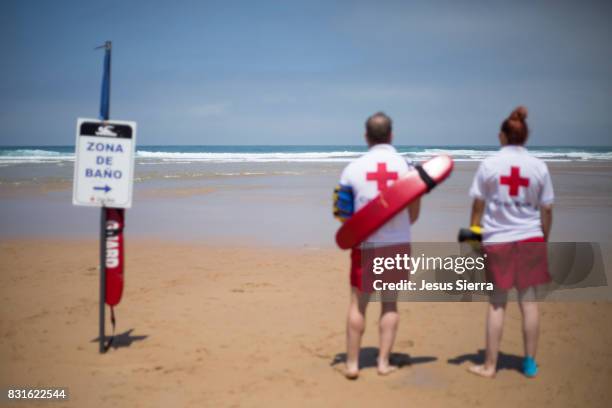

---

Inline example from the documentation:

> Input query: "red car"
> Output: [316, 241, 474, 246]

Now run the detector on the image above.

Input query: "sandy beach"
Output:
[1, 239, 612, 407]
[1, 158, 612, 407]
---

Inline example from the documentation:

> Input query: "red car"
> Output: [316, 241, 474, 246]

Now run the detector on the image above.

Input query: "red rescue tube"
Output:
[105, 208, 124, 306]
[336, 155, 453, 249]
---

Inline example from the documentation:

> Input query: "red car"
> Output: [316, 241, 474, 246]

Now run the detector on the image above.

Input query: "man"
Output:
[334, 112, 420, 379]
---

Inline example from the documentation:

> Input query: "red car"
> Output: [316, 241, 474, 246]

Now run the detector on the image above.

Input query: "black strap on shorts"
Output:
[416, 165, 437, 192]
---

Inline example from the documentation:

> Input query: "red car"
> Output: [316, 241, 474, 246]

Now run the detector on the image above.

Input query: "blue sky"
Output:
[1, 0, 611, 146]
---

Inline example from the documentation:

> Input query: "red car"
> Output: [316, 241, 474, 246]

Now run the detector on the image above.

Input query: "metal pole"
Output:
[96, 40, 111, 354]
[99, 207, 107, 353]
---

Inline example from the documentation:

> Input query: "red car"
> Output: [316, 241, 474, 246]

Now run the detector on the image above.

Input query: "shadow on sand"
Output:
[91, 329, 148, 350]
[331, 346, 437, 369]
[447, 349, 523, 373]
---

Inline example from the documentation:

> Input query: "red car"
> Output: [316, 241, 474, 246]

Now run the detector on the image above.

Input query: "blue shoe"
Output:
[523, 356, 538, 377]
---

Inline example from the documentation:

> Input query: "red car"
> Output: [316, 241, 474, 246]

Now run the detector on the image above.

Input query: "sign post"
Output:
[73, 118, 135, 352]
[73, 41, 136, 353]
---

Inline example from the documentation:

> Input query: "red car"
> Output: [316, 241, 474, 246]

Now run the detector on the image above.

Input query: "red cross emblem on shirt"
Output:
[366, 162, 398, 192]
[500, 166, 529, 196]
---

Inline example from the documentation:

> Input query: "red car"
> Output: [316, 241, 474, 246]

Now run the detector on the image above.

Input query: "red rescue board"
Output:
[336, 155, 453, 250]
[105, 208, 124, 306]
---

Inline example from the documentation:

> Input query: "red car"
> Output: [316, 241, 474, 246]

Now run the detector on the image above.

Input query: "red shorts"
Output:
[350, 244, 411, 293]
[483, 236, 551, 291]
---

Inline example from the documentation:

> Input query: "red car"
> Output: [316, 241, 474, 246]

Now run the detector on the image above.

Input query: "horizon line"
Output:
[2, 144, 612, 148]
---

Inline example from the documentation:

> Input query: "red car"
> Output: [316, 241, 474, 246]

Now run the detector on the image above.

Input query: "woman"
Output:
[467, 106, 554, 378]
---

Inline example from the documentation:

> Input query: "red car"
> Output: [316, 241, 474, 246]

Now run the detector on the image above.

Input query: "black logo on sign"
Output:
[80, 122, 132, 139]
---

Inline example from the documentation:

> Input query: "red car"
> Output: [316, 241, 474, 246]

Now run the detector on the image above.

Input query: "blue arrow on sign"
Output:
[94, 185, 112, 193]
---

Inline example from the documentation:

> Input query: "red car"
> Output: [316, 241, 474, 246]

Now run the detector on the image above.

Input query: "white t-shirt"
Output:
[469, 145, 554, 243]
[339, 144, 412, 244]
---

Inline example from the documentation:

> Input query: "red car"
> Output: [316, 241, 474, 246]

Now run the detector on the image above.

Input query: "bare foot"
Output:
[344, 362, 359, 380]
[467, 364, 496, 378]
[377, 359, 399, 376]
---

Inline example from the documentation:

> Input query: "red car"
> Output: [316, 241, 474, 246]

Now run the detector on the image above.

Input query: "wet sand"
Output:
[1, 162, 611, 244]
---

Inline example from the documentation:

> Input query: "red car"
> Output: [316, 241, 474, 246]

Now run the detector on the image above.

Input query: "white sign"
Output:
[73, 118, 136, 208]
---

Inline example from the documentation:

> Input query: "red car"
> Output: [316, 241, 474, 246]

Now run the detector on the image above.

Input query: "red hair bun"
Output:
[509, 106, 528, 122]
[501, 105, 529, 144]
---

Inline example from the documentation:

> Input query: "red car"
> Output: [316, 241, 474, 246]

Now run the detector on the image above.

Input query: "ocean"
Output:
[1, 145, 612, 165]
